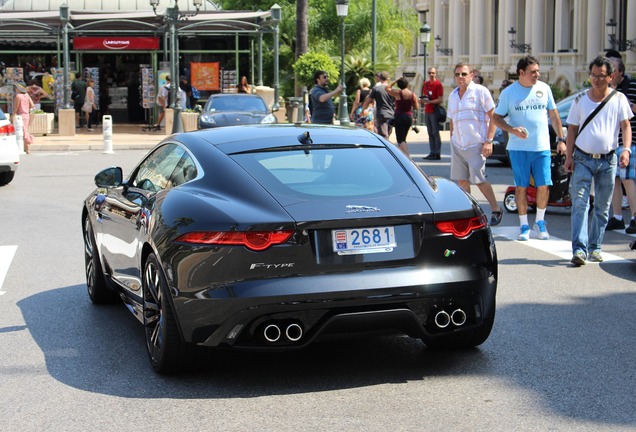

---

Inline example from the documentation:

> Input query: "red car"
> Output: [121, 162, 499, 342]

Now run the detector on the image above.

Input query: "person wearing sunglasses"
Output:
[492, 55, 566, 242]
[420, 67, 444, 160]
[447, 63, 503, 226]
[309, 70, 343, 125]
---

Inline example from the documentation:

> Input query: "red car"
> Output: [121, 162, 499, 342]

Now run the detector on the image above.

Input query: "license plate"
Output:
[332, 226, 397, 255]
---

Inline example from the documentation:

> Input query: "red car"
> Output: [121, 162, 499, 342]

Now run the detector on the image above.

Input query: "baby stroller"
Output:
[503, 153, 572, 213]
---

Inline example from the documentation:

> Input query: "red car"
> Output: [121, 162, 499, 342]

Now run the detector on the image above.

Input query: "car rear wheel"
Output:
[0, 171, 15, 186]
[143, 253, 202, 374]
[84, 216, 118, 304]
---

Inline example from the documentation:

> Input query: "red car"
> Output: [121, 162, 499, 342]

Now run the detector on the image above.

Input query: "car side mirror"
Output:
[95, 167, 123, 188]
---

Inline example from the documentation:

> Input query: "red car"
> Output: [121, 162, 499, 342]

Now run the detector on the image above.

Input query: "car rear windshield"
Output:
[231, 147, 414, 197]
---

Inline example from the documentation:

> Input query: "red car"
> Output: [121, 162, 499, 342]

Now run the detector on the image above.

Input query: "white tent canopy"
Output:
[0, 0, 220, 12]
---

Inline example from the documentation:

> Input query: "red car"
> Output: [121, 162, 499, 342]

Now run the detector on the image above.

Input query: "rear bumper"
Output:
[172, 268, 497, 348]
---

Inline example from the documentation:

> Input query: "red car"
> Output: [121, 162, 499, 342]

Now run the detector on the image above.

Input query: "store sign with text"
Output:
[74, 37, 160, 50]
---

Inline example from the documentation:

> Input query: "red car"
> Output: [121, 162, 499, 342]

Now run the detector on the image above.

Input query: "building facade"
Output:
[403, 0, 636, 99]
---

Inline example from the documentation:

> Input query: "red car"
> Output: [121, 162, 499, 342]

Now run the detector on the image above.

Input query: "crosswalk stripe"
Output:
[492, 226, 631, 264]
[0, 245, 18, 295]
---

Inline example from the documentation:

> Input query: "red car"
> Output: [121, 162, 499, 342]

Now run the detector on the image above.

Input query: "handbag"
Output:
[81, 101, 93, 113]
[433, 104, 447, 123]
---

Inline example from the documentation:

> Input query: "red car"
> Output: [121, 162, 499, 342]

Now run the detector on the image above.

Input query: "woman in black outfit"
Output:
[388, 77, 419, 157]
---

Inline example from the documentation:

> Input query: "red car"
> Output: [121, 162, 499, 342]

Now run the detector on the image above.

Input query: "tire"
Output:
[0, 171, 15, 186]
[503, 191, 518, 213]
[84, 216, 118, 304]
[424, 317, 495, 350]
[143, 253, 202, 374]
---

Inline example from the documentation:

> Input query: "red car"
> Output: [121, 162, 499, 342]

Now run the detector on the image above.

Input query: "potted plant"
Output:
[181, 108, 199, 132]
[30, 109, 55, 135]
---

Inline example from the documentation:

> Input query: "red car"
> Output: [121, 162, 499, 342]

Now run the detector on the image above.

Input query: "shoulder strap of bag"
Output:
[577, 90, 617, 136]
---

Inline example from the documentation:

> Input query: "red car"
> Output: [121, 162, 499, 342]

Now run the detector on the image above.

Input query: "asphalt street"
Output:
[1, 134, 636, 431]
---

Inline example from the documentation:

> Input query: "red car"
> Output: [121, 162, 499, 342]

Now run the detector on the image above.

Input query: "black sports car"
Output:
[82, 124, 498, 373]
[198, 93, 277, 129]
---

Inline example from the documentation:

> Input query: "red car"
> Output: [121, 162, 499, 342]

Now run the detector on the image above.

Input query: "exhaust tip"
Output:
[434, 310, 451, 328]
[285, 323, 303, 342]
[263, 324, 281, 343]
[450, 309, 467, 326]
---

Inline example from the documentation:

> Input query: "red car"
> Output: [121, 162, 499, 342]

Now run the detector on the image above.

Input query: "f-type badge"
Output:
[345, 205, 380, 213]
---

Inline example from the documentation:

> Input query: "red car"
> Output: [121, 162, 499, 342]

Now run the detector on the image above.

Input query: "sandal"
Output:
[490, 210, 503, 226]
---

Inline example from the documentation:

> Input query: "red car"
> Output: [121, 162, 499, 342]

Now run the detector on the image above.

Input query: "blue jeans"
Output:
[570, 148, 617, 255]
[425, 112, 442, 156]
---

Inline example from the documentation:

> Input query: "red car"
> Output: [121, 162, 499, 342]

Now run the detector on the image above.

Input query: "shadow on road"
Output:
[16, 283, 636, 428]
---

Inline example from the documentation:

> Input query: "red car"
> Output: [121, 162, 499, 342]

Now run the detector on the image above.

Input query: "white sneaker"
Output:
[533, 220, 550, 240]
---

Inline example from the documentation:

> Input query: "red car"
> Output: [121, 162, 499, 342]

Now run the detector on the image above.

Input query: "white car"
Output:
[0, 108, 19, 186]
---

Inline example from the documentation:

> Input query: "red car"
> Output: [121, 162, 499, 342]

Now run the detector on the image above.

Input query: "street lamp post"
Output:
[150, 0, 202, 134]
[336, 0, 350, 126]
[270, 4, 281, 111]
[419, 17, 431, 126]
[420, 20, 431, 83]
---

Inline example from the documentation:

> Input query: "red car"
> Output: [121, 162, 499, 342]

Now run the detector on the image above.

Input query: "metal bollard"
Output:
[102, 115, 114, 154]
[13, 114, 25, 154]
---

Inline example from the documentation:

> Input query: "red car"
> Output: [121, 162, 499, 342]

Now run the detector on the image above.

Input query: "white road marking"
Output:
[0, 245, 18, 295]
[492, 226, 632, 264]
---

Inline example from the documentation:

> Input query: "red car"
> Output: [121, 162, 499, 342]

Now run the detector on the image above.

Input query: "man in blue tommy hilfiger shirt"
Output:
[492, 56, 566, 241]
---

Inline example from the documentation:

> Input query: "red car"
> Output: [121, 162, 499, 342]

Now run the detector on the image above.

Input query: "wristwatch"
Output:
[557, 137, 567, 143]
[484, 138, 494, 144]
[624, 147, 632, 154]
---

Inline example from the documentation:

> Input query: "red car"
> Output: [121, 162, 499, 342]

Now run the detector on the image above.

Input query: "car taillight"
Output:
[435, 214, 487, 238]
[176, 230, 294, 251]
[0, 124, 15, 136]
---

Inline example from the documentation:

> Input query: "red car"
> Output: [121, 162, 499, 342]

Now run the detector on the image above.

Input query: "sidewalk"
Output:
[28, 123, 451, 152]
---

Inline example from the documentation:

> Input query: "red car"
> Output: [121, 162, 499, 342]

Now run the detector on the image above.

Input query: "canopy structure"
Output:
[0, 4, 281, 113]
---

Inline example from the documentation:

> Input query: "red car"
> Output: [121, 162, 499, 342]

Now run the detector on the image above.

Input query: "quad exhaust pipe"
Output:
[262, 321, 304, 344]
[433, 307, 467, 329]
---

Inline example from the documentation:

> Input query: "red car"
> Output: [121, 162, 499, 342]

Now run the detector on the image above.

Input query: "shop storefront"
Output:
[0, 7, 279, 129]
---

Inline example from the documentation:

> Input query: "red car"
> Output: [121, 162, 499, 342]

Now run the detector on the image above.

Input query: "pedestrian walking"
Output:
[564, 56, 633, 266]
[309, 70, 342, 125]
[349, 77, 371, 126]
[492, 55, 566, 241]
[12, 82, 34, 153]
[447, 63, 503, 225]
[605, 56, 636, 234]
[361, 71, 394, 139]
[71, 74, 87, 128]
[387, 76, 419, 156]
[421, 67, 444, 160]
[83, 78, 97, 131]
[26, 79, 48, 110]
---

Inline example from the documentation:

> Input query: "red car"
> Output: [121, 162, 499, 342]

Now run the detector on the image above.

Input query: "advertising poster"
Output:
[191, 62, 219, 91]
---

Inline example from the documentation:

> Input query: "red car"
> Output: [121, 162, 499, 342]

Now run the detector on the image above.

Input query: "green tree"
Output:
[216, 0, 419, 99]
[293, 52, 339, 88]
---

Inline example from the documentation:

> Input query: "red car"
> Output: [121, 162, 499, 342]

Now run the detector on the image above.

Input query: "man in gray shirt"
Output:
[362, 71, 395, 139]
[309, 70, 342, 124]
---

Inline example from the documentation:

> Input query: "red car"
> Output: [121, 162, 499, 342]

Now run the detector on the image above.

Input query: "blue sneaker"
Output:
[533, 220, 550, 240]
[518, 224, 530, 241]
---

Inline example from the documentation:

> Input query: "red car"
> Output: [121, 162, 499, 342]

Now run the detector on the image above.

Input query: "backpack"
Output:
[156, 84, 171, 107]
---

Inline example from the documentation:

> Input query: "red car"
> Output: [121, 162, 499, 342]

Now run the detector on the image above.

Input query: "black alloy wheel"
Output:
[143, 253, 199, 373]
[83, 216, 118, 304]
